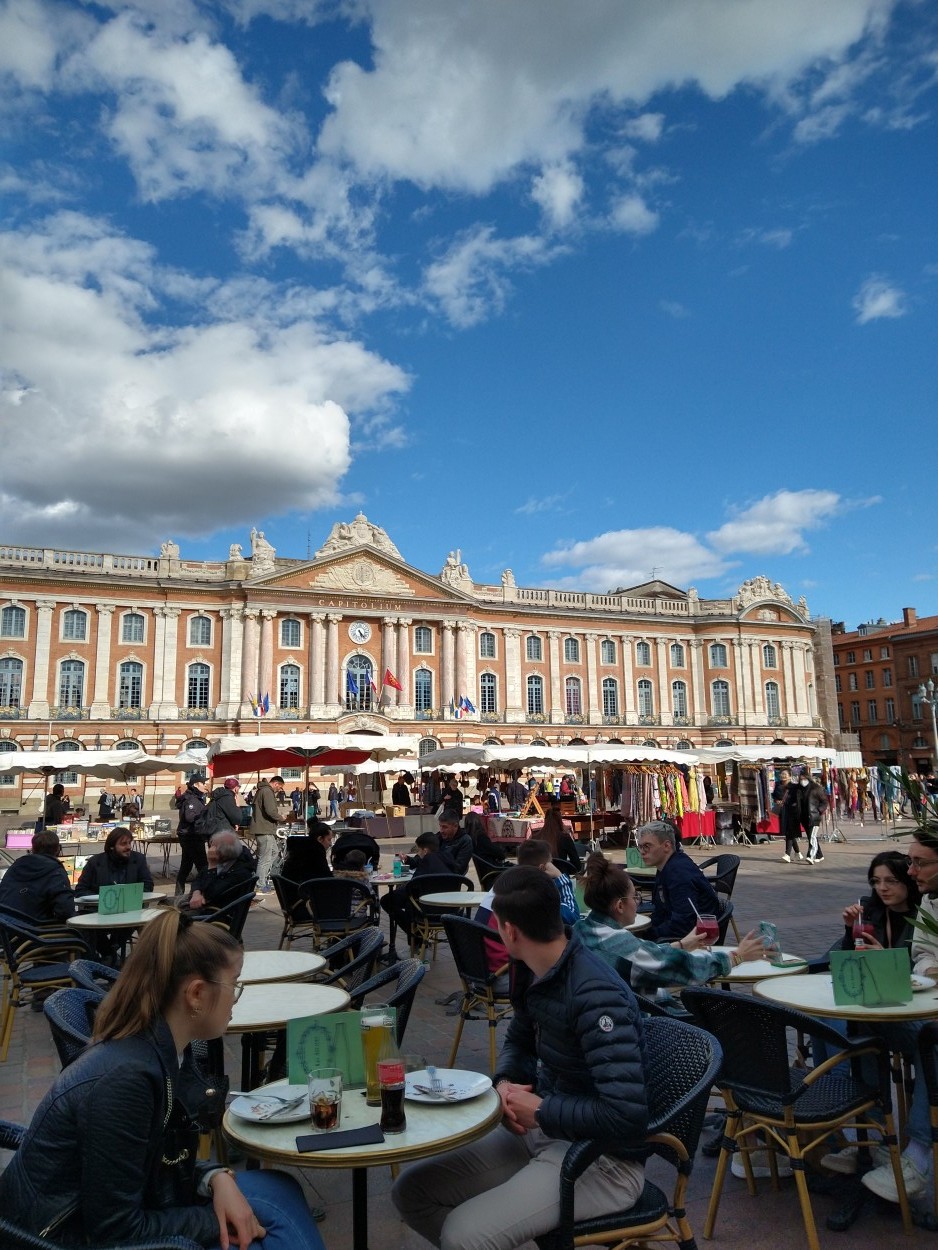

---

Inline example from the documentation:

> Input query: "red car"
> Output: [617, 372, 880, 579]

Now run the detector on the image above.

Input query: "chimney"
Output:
[903, 607, 917, 627]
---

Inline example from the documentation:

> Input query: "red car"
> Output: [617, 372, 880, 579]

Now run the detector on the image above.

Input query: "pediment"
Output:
[249, 550, 464, 602]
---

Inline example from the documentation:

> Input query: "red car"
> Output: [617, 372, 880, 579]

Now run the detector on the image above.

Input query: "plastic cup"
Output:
[695, 914, 719, 944]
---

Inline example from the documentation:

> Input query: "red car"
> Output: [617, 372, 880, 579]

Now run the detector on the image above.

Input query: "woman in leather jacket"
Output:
[0, 910, 325, 1249]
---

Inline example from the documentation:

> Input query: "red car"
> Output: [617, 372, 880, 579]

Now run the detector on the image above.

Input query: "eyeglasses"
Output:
[908, 857, 938, 871]
[209, 979, 244, 1001]
[637, 842, 656, 851]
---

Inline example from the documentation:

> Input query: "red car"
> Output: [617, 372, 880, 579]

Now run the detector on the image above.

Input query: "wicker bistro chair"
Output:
[68, 958, 120, 994]
[0, 1218, 201, 1250]
[535, 1015, 722, 1250]
[441, 915, 513, 1072]
[319, 926, 385, 993]
[43, 986, 102, 1069]
[297, 877, 379, 950]
[715, 900, 736, 946]
[270, 873, 319, 950]
[471, 855, 508, 891]
[191, 883, 258, 941]
[699, 854, 741, 940]
[915, 1021, 938, 1225]
[406, 874, 474, 962]
[0, 913, 93, 1062]
[682, 986, 912, 1250]
[349, 958, 427, 1047]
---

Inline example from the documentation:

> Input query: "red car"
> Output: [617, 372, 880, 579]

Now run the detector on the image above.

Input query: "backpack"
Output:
[178, 792, 204, 829]
[192, 798, 228, 839]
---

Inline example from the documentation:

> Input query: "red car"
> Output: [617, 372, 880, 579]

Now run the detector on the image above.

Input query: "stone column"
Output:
[382, 617, 398, 708]
[621, 634, 635, 723]
[325, 614, 341, 707]
[457, 622, 477, 713]
[259, 609, 276, 707]
[309, 613, 326, 710]
[732, 639, 747, 726]
[90, 604, 115, 718]
[441, 622, 456, 710]
[149, 608, 166, 716]
[793, 643, 809, 718]
[690, 639, 706, 726]
[217, 608, 244, 719]
[547, 631, 563, 723]
[655, 637, 670, 721]
[28, 599, 56, 718]
[748, 641, 764, 718]
[240, 609, 260, 715]
[504, 627, 523, 722]
[585, 633, 601, 723]
[782, 641, 797, 718]
[396, 618, 412, 711]
[158, 608, 181, 718]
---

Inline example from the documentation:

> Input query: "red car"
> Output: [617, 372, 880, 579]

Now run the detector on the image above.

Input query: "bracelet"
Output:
[207, 1168, 236, 1192]
[730, 952, 740, 967]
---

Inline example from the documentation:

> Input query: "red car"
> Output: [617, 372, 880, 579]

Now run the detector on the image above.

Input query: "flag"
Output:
[261, 692, 270, 715]
[461, 695, 476, 714]
[450, 697, 459, 719]
[249, 693, 258, 713]
[370, 678, 379, 699]
[346, 671, 359, 696]
[383, 668, 403, 692]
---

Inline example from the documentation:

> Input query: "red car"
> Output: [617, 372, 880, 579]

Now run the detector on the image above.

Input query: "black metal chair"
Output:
[407, 874, 474, 962]
[270, 873, 319, 949]
[43, 986, 102, 1068]
[319, 926, 385, 993]
[471, 855, 508, 890]
[349, 958, 427, 1047]
[700, 853, 741, 940]
[683, 986, 911, 1250]
[716, 899, 736, 945]
[68, 958, 120, 994]
[0, 1217, 201, 1250]
[441, 914, 513, 1071]
[0, 913, 92, 1062]
[192, 883, 257, 940]
[298, 878, 379, 949]
[536, 1015, 722, 1250]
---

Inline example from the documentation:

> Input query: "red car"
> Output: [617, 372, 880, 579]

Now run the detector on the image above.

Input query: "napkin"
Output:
[295, 1124, 385, 1152]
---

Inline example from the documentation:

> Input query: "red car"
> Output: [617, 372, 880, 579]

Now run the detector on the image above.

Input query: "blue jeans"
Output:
[209, 1171, 325, 1250]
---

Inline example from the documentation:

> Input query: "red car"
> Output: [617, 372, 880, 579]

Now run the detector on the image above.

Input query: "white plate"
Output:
[405, 1069, 493, 1104]
[912, 975, 936, 993]
[229, 1084, 310, 1124]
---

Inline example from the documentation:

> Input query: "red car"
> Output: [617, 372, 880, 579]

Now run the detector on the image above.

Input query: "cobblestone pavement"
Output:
[1, 816, 930, 1250]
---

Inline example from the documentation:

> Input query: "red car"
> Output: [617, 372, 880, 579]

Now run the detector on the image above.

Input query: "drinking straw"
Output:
[689, 899, 702, 921]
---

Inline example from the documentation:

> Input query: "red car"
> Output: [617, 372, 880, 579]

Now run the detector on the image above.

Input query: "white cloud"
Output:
[0, 212, 409, 548]
[531, 163, 584, 230]
[515, 494, 568, 516]
[543, 527, 729, 592]
[423, 225, 560, 328]
[659, 299, 690, 318]
[0, 0, 90, 92]
[621, 112, 665, 143]
[707, 489, 846, 555]
[853, 274, 908, 323]
[609, 193, 659, 236]
[738, 226, 794, 248]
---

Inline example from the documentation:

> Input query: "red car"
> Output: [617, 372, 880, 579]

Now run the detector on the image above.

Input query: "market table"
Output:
[224, 1077, 501, 1250]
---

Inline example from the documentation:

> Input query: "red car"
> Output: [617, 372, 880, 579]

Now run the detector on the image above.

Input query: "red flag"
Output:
[383, 668, 403, 692]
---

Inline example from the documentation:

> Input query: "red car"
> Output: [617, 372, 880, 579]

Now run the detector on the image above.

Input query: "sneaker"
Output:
[820, 1144, 890, 1175]
[781, 854, 791, 863]
[796, 852, 805, 861]
[861, 1156, 927, 1203]
[731, 1149, 793, 1179]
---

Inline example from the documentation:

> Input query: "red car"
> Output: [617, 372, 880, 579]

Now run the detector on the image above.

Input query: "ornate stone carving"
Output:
[440, 549, 472, 588]
[316, 513, 402, 560]
[501, 568, 515, 587]
[228, 543, 243, 560]
[160, 539, 180, 559]
[310, 560, 415, 597]
[734, 576, 793, 608]
[249, 528, 276, 575]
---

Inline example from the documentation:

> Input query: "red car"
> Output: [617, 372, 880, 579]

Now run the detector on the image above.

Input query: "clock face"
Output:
[349, 621, 372, 644]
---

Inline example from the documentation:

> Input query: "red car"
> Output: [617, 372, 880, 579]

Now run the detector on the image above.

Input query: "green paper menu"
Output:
[286, 1008, 398, 1088]
[626, 847, 644, 870]
[830, 948, 913, 1007]
[98, 881, 144, 915]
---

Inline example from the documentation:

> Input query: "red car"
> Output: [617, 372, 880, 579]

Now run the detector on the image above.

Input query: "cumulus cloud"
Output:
[531, 163, 584, 230]
[621, 112, 665, 143]
[853, 274, 908, 323]
[543, 527, 730, 592]
[609, 192, 659, 236]
[423, 225, 560, 328]
[707, 489, 847, 555]
[0, 212, 409, 548]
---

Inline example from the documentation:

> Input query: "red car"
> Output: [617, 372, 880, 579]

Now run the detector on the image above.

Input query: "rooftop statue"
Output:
[316, 512, 402, 560]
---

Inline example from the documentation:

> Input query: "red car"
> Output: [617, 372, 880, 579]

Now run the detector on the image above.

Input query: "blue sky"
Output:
[1, 0, 935, 631]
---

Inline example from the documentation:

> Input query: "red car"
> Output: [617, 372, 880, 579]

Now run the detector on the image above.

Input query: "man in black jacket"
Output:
[75, 827, 153, 895]
[437, 810, 473, 876]
[393, 865, 647, 1250]
[186, 832, 256, 912]
[174, 776, 210, 895]
[0, 830, 75, 921]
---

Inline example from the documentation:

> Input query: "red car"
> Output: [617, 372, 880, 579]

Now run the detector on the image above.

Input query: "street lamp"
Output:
[918, 679, 938, 770]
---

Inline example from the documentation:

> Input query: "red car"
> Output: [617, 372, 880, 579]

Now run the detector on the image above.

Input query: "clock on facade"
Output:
[348, 620, 372, 644]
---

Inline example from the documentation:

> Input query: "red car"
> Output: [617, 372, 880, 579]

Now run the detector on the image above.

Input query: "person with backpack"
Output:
[174, 776, 210, 896]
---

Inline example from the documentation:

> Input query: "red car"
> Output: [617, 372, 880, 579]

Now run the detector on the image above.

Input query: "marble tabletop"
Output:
[421, 891, 487, 908]
[227, 982, 350, 1033]
[67, 907, 162, 929]
[754, 972, 938, 1021]
[239, 949, 326, 984]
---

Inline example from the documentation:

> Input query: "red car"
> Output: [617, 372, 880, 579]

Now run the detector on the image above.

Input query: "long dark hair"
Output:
[867, 850, 920, 913]
[582, 851, 632, 914]
[462, 812, 487, 847]
[540, 806, 565, 857]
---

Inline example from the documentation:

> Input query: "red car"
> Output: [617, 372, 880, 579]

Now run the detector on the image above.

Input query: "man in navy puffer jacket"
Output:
[393, 865, 647, 1250]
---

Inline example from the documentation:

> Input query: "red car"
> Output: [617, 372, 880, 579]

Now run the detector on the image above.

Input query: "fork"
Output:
[229, 1089, 299, 1102]
[257, 1093, 307, 1121]
[427, 1065, 445, 1097]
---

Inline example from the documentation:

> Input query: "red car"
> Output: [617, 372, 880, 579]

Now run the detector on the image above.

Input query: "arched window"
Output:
[527, 674, 544, 715]
[479, 672, 497, 714]
[712, 679, 731, 717]
[280, 663, 300, 709]
[670, 642, 685, 667]
[189, 615, 212, 646]
[0, 657, 23, 707]
[709, 643, 728, 668]
[58, 659, 85, 708]
[281, 618, 301, 648]
[414, 668, 433, 712]
[345, 654, 375, 711]
[121, 612, 145, 643]
[526, 635, 542, 662]
[187, 662, 210, 709]
[414, 626, 432, 654]
[636, 641, 651, 666]
[565, 676, 582, 716]
[762, 643, 777, 668]
[62, 609, 87, 641]
[765, 681, 781, 720]
[0, 740, 18, 786]
[671, 679, 688, 719]
[114, 739, 140, 781]
[0, 606, 25, 638]
[564, 637, 580, 664]
[637, 679, 654, 717]
[600, 639, 616, 664]
[419, 736, 440, 757]
[602, 677, 619, 717]
[54, 740, 82, 785]
[118, 661, 143, 709]
[479, 632, 496, 659]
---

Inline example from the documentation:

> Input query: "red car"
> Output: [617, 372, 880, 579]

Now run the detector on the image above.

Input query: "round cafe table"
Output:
[67, 907, 162, 931]
[75, 891, 165, 909]
[627, 914, 652, 934]
[707, 947, 807, 985]
[224, 1076, 501, 1250]
[239, 949, 326, 985]
[421, 890, 488, 908]
[754, 972, 938, 1021]
[227, 982, 351, 1089]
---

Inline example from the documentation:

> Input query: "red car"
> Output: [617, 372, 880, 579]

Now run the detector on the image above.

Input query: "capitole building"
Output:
[0, 513, 839, 808]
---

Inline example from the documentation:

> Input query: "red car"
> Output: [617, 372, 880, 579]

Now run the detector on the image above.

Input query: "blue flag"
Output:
[346, 671, 359, 696]
[462, 695, 476, 714]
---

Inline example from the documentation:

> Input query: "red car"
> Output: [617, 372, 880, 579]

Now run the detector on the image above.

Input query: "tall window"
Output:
[671, 679, 688, 718]
[846, 650, 856, 664]
[414, 668, 433, 712]
[868, 700, 878, 723]
[564, 637, 580, 663]
[835, 674, 842, 692]
[58, 659, 84, 708]
[883, 668, 893, 687]
[189, 615, 212, 646]
[670, 642, 685, 667]
[118, 661, 143, 709]
[850, 700, 861, 724]
[0, 741, 17, 786]
[908, 656, 919, 678]
[565, 676, 582, 716]
[121, 612, 144, 643]
[62, 609, 87, 641]
[880, 646, 890, 659]
[527, 674, 544, 715]
[712, 679, 731, 717]
[848, 673, 858, 690]
[600, 639, 616, 664]
[414, 626, 432, 654]
[709, 643, 728, 668]
[54, 740, 81, 785]
[187, 662, 210, 709]
[765, 681, 780, 720]
[865, 670, 875, 689]
[885, 697, 895, 720]
[635, 641, 651, 666]
[762, 644, 777, 667]
[637, 679, 654, 717]
[863, 649, 873, 662]
[280, 618, 301, 648]
[479, 672, 497, 714]
[0, 606, 25, 638]
[0, 657, 23, 707]
[345, 655, 374, 711]
[526, 635, 542, 662]
[602, 678, 619, 717]
[479, 632, 496, 658]
[280, 663, 300, 709]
